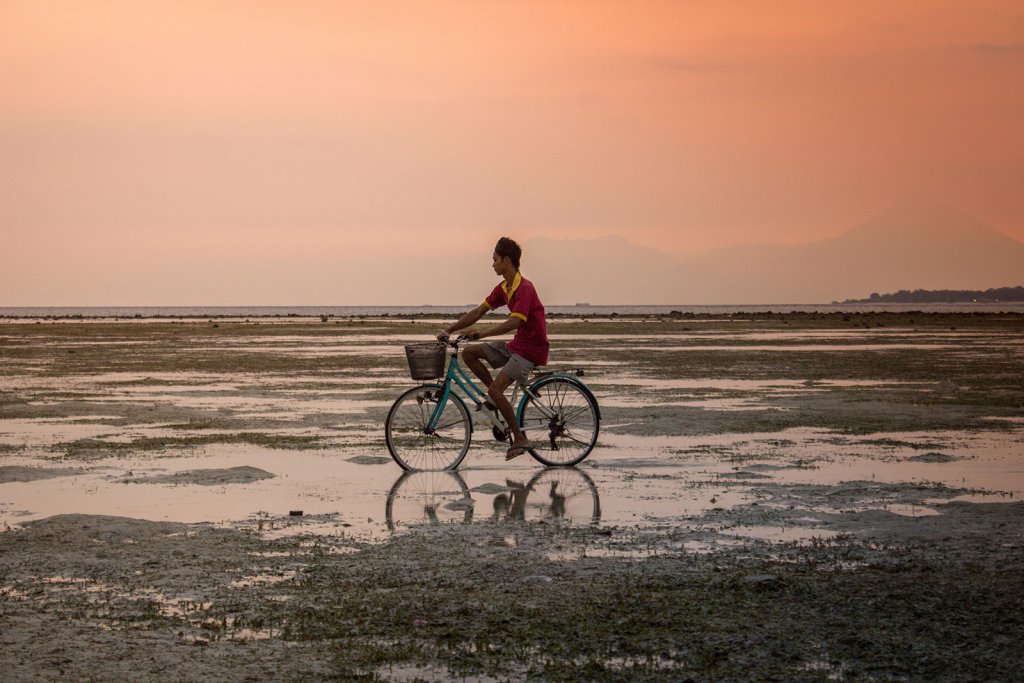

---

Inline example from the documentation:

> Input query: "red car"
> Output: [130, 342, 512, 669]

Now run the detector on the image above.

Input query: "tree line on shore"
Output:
[844, 286, 1024, 303]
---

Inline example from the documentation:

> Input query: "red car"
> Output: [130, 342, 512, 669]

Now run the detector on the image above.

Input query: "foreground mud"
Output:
[2, 504, 1022, 682]
[1, 313, 1023, 681]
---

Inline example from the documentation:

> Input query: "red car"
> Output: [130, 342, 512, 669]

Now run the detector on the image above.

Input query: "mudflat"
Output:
[1, 312, 1023, 681]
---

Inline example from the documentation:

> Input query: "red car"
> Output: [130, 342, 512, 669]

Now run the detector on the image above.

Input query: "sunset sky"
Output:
[2, 1, 1023, 305]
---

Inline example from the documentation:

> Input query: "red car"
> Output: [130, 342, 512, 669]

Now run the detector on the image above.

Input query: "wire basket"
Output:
[404, 343, 447, 380]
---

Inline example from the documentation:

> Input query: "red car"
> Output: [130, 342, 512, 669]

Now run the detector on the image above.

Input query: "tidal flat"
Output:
[1, 312, 1023, 681]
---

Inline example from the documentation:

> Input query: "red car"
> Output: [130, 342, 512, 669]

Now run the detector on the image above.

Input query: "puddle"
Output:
[720, 524, 842, 544]
[637, 344, 955, 352]
[89, 392, 389, 414]
[228, 571, 297, 588]
[881, 504, 942, 517]
[189, 345, 405, 358]
[592, 378, 806, 390]
[24, 575, 281, 641]
[598, 396, 776, 411]
[7, 421, 1014, 544]
[0, 446, 393, 530]
[0, 419, 123, 448]
[378, 663, 510, 683]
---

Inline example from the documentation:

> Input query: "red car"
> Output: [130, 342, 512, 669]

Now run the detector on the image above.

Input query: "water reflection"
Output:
[385, 470, 474, 530]
[385, 467, 601, 531]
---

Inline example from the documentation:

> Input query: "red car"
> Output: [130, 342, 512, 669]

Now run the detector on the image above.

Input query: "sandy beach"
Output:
[2, 312, 1023, 681]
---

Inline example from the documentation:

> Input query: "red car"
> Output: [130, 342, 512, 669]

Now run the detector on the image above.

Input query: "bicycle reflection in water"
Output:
[385, 467, 601, 532]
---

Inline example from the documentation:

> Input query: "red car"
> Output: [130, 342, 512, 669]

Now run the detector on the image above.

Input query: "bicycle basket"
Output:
[404, 343, 447, 380]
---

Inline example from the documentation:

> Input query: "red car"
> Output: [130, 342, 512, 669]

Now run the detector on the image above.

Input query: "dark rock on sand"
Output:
[346, 455, 393, 465]
[907, 452, 960, 463]
[0, 466, 87, 483]
[120, 466, 275, 485]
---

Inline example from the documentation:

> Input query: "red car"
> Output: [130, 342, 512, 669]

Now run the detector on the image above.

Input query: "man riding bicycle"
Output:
[439, 237, 549, 460]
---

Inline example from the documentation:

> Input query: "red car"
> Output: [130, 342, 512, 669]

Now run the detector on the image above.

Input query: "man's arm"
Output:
[442, 303, 491, 337]
[473, 316, 522, 340]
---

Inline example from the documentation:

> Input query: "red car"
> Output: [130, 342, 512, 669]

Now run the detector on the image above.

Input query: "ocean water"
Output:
[2, 303, 1024, 318]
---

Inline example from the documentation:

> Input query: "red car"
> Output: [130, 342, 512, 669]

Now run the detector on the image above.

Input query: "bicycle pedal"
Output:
[492, 425, 509, 443]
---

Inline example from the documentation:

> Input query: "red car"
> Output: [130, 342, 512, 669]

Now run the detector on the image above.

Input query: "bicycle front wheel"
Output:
[385, 384, 471, 471]
[518, 377, 600, 466]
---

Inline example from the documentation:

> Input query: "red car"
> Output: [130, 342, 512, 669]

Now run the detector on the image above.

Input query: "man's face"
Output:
[492, 252, 507, 275]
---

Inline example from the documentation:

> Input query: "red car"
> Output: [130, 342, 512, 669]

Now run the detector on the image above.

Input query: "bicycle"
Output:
[385, 335, 601, 470]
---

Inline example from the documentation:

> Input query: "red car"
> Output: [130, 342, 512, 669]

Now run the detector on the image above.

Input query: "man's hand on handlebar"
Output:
[437, 329, 481, 344]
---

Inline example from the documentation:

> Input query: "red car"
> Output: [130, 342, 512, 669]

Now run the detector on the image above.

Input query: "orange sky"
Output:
[2, 1, 1023, 304]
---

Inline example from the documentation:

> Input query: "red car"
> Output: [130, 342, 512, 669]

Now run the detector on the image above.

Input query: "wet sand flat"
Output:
[1, 312, 1023, 681]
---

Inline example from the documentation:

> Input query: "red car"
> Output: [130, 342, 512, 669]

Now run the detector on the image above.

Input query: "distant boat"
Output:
[574, 302, 590, 306]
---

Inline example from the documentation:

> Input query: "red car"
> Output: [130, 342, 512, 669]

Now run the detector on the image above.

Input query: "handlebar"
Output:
[436, 333, 478, 348]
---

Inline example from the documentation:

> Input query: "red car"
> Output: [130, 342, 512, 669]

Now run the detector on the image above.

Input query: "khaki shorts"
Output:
[478, 341, 535, 385]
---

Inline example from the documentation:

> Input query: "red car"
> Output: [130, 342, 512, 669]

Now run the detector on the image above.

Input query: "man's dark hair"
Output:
[495, 237, 522, 269]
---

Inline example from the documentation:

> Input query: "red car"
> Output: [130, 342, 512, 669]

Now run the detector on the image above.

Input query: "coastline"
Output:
[5, 301, 1024, 320]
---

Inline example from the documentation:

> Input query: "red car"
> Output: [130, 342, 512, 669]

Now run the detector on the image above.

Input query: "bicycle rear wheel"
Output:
[385, 384, 471, 471]
[518, 377, 600, 466]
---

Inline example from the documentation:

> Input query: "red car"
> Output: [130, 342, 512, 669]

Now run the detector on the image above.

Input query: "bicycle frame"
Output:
[426, 343, 576, 435]
[426, 345, 521, 433]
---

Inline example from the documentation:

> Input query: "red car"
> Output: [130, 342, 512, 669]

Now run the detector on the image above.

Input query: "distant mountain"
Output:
[521, 205, 1024, 304]
[843, 286, 1024, 304]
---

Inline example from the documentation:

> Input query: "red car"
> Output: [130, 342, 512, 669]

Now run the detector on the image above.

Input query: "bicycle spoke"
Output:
[559, 404, 592, 421]
[556, 429, 591, 447]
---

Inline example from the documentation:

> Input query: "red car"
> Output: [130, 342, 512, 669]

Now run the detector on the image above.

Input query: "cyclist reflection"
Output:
[386, 467, 601, 532]
[547, 479, 567, 519]
[491, 480, 529, 522]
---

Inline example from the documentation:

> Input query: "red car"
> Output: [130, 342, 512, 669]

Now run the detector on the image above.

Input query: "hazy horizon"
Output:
[3, 2, 1023, 306]
[3, 206, 1024, 307]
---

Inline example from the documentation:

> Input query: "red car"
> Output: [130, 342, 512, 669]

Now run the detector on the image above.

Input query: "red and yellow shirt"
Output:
[484, 272, 549, 365]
